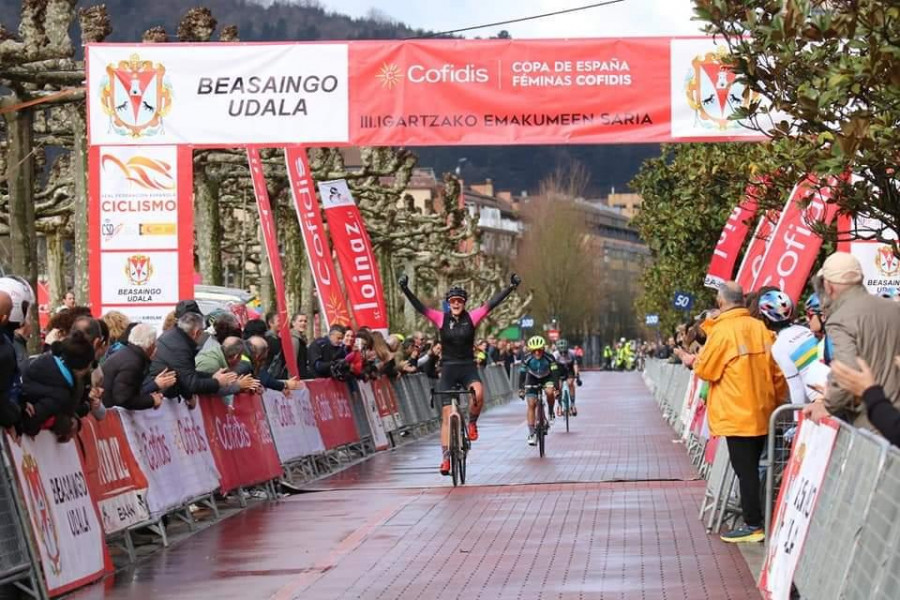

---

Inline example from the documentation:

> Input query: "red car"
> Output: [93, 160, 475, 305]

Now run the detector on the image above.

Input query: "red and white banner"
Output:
[198, 394, 283, 492]
[357, 381, 390, 451]
[705, 185, 760, 289]
[373, 377, 404, 431]
[760, 416, 839, 600]
[86, 38, 777, 148]
[261, 388, 326, 463]
[5, 432, 111, 597]
[752, 176, 840, 301]
[247, 149, 298, 377]
[306, 379, 360, 450]
[78, 411, 150, 534]
[118, 399, 220, 517]
[284, 148, 353, 328]
[88, 145, 193, 329]
[837, 214, 899, 296]
[735, 209, 781, 291]
[319, 179, 389, 332]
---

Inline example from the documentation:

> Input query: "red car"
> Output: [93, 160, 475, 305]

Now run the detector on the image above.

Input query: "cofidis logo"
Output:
[376, 62, 490, 89]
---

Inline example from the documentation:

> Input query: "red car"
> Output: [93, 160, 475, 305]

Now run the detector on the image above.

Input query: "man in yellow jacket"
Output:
[680, 281, 787, 543]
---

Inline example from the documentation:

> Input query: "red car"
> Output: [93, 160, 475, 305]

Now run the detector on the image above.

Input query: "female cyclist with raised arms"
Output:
[399, 273, 521, 475]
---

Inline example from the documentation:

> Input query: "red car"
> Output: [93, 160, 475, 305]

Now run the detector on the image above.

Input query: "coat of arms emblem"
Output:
[125, 254, 154, 286]
[22, 453, 62, 575]
[875, 245, 900, 277]
[684, 49, 755, 131]
[99, 54, 172, 138]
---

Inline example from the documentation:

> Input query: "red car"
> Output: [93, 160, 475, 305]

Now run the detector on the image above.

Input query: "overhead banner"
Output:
[705, 184, 760, 289]
[357, 381, 390, 451]
[760, 417, 839, 600]
[752, 176, 840, 301]
[837, 214, 899, 296]
[735, 209, 781, 290]
[77, 411, 150, 535]
[118, 399, 220, 517]
[5, 432, 110, 597]
[86, 38, 775, 147]
[306, 379, 360, 450]
[198, 394, 283, 492]
[88, 145, 193, 329]
[247, 149, 298, 377]
[284, 147, 353, 328]
[318, 179, 389, 332]
[86, 44, 349, 146]
[261, 388, 326, 463]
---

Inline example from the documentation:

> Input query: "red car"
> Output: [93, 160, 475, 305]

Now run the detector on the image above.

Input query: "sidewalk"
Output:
[71, 372, 760, 600]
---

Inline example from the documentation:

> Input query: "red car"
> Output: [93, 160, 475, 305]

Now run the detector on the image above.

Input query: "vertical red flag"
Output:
[751, 175, 840, 302]
[705, 183, 761, 289]
[735, 209, 782, 291]
[318, 179, 389, 333]
[247, 148, 298, 378]
[284, 147, 353, 329]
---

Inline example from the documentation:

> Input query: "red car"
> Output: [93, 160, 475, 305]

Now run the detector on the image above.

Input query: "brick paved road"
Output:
[73, 372, 760, 600]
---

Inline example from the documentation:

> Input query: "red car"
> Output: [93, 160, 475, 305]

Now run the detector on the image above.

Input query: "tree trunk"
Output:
[46, 230, 67, 307]
[69, 104, 90, 304]
[257, 226, 274, 317]
[301, 258, 315, 337]
[278, 204, 303, 315]
[194, 170, 223, 285]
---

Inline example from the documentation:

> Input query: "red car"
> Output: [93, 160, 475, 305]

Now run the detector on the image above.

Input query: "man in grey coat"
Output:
[805, 252, 900, 434]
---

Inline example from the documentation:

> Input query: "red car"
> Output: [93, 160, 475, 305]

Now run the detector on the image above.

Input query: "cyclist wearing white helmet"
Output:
[758, 289, 829, 404]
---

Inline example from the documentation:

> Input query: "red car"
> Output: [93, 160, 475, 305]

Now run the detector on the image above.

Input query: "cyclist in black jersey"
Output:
[399, 273, 521, 475]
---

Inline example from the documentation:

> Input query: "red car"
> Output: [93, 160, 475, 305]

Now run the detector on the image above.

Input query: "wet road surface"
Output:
[70, 372, 759, 600]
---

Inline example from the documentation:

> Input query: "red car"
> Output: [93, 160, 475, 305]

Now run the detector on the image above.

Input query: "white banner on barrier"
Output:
[118, 400, 220, 516]
[86, 44, 350, 146]
[760, 417, 839, 600]
[5, 432, 108, 596]
[262, 388, 326, 463]
[357, 382, 390, 451]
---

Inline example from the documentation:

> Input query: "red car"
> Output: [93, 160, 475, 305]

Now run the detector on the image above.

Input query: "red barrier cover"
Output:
[372, 378, 402, 431]
[77, 411, 151, 534]
[306, 379, 359, 450]
[199, 394, 283, 492]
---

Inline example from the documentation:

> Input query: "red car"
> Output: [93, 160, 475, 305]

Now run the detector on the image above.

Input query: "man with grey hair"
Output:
[146, 312, 237, 408]
[678, 281, 787, 543]
[102, 323, 177, 410]
[804, 252, 900, 431]
[197, 336, 259, 407]
[238, 335, 303, 396]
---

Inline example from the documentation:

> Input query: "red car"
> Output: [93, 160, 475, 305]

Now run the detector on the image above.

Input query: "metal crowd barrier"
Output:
[763, 403, 803, 535]
[0, 437, 41, 599]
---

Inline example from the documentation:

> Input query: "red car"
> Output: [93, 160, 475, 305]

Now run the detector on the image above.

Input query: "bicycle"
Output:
[524, 384, 549, 457]
[432, 387, 472, 486]
[559, 382, 571, 433]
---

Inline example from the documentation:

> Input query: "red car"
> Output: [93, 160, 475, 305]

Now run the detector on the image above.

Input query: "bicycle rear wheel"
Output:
[449, 414, 460, 487]
[564, 388, 570, 433]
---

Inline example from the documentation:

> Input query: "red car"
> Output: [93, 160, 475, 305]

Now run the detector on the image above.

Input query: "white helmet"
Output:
[0, 275, 36, 325]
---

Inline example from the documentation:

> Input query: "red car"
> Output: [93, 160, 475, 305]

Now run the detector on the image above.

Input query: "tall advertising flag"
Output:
[751, 175, 840, 302]
[735, 209, 781, 291]
[284, 147, 352, 328]
[318, 179, 389, 333]
[247, 148, 298, 377]
[704, 183, 761, 289]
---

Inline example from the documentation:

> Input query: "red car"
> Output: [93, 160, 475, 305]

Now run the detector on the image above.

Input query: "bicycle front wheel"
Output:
[449, 415, 460, 487]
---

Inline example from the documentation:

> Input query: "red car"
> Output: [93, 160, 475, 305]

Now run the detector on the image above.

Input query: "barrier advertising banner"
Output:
[372, 377, 404, 431]
[198, 394, 283, 492]
[247, 148, 298, 377]
[760, 417, 839, 600]
[77, 411, 150, 534]
[705, 185, 760, 289]
[837, 214, 899, 297]
[5, 432, 110, 597]
[318, 179, 389, 332]
[118, 400, 220, 516]
[357, 382, 390, 451]
[86, 38, 774, 148]
[306, 379, 359, 450]
[284, 147, 353, 328]
[261, 388, 326, 463]
[752, 176, 839, 301]
[735, 209, 781, 291]
[88, 145, 193, 329]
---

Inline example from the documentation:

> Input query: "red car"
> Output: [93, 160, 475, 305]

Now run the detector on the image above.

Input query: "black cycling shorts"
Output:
[523, 373, 555, 397]
[438, 361, 482, 394]
[556, 363, 576, 380]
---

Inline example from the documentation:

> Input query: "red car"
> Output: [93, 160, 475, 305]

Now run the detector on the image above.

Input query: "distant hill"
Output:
[0, 0, 658, 196]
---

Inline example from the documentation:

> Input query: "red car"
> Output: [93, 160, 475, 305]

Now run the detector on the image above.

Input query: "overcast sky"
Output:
[315, 0, 704, 38]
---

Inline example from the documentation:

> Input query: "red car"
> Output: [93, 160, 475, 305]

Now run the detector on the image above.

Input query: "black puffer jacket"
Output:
[307, 336, 346, 378]
[20, 353, 87, 436]
[146, 327, 219, 398]
[102, 343, 159, 410]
